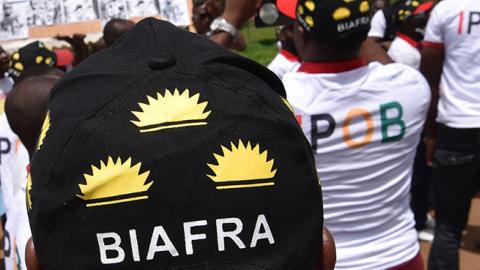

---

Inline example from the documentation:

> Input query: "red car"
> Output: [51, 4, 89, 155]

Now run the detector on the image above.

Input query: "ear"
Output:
[293, 21, 307, 52]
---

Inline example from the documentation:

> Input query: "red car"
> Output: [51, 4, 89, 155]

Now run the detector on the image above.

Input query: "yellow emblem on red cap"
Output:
[78, 157, 153, 207]
[131, 89, 211, 133]
[207, 140, 277, 190]
[333, 7, 351, 20]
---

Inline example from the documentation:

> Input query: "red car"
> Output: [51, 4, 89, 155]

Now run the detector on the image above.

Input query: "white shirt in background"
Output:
[368, 10, 387, 38]
[424, 0, 480, 128]
[388, 33, 421, 69]
[0, 113, 31, 270]
[283, 61, 430, 270]
[267, 50, 300, 80]
[0, 73, 13, 95]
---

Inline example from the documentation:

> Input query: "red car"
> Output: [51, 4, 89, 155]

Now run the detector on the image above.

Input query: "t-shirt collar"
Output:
[397, 33, 421, 51]
[298, 58, 366, 74]
[280, 49, 300, 62]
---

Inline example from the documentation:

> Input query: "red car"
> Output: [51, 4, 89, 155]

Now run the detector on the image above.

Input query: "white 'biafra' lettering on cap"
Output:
[96, 214, 275, 264]
[337, 16, 370, 32]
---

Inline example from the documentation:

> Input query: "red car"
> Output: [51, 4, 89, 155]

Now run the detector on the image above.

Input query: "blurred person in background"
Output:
[1, 66, 63, 270]
[387, 0, 436, 244]
[361, 0, 408, 64]
[388, 0, 434, 69]
[55, 19, 134, 67]
[192, 0, 246, 51]
[8, 41, 57, 82]
[421, 0, 480, 269]
[103, 19, 135, 47]
[267, 24, 300, 79]
[279, 0, 430, 269]
[192, 0, 222, 35]
[0, 46, 13, 94]
[209, 0, 261, 50]
[373, 0, 388, 12]
[0, 2, 20, 35]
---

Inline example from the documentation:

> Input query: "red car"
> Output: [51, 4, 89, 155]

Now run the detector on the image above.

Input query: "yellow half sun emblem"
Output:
[131, 88, 211, 133]
[359, 1, 370, 13]
[37, 112, 50, 150]
[207, 140, 277, 190]
[27, 172, 32, 210]
[77, 157, 153, 207]
[333, 7, 351, 20]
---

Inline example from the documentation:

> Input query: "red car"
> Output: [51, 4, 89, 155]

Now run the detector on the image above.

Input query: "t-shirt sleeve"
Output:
[368, 10, 387, 38]
[423, 4, 444, 47]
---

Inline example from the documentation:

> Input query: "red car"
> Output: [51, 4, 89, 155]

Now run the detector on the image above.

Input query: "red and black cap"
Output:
[277, 0, 371, 46]
[28, 18, 323, 269]
[394, 0, 434, 25]
[8, 41, 57, 81]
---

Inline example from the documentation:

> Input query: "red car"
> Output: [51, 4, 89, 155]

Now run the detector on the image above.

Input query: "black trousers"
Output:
[428, 124, 480, 270]
[411, 139, 433, 231]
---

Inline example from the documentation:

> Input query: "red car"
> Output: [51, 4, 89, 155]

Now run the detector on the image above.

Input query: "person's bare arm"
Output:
[360, 37, 393, 64]
[210, 0, 258, 49]
[420, 46, 444, 165]
[56, 34, 90, 66]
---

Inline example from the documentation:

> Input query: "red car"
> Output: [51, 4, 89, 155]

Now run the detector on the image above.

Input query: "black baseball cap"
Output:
[394, 0, 434, 25]
[277, 0, 372, 46]
[8, 41, 57, 81]
[28, 18, 323, 269]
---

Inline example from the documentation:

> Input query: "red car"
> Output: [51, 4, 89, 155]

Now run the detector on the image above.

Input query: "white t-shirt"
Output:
[0, 113, 31, 270]
[388, 34, 421, 69]
[424, 0, 480, 128]
[368, 10, 387, 38]
[283, 60, 430, 270]
[0, 73, 13, 95]
[267, 50, 300, 80]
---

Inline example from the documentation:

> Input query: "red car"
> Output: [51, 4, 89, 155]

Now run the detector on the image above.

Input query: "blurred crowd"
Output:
[0, 0, 479, 270]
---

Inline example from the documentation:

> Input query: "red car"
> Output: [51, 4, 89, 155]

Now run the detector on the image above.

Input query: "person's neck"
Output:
[300, 45, 360, 63]
[299, 42, 360, 63]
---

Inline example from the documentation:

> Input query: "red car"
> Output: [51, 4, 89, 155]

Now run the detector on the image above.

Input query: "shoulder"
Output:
[366, 63, 430, 97]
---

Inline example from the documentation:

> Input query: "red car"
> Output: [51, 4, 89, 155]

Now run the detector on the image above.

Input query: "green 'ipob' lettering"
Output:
[380, 102, 406, 143]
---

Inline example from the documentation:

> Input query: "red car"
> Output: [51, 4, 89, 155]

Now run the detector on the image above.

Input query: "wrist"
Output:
[210, 17, 238, 39]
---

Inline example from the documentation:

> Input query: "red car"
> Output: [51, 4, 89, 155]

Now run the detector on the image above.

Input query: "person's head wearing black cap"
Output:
[8, 41, 57, 82]
[277, 0, 371, 63]
[25, 18, 335, 270]
[394, 0, 434, 42]
[103, 19, 135, 47]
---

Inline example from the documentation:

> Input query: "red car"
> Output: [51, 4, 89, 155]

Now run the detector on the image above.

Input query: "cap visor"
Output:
[414, 1, 434, 15]
[277, 0, 297, 19]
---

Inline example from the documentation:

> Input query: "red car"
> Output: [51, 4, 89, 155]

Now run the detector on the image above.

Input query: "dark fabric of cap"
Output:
[28, 18, 323, 270]
[8, 41, 57, 81]
[277, 0, 372, 45]
[394, 0, 433, 25]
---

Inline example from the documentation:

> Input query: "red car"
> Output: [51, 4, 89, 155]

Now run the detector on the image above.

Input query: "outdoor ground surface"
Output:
[239, 25, 480, 270]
